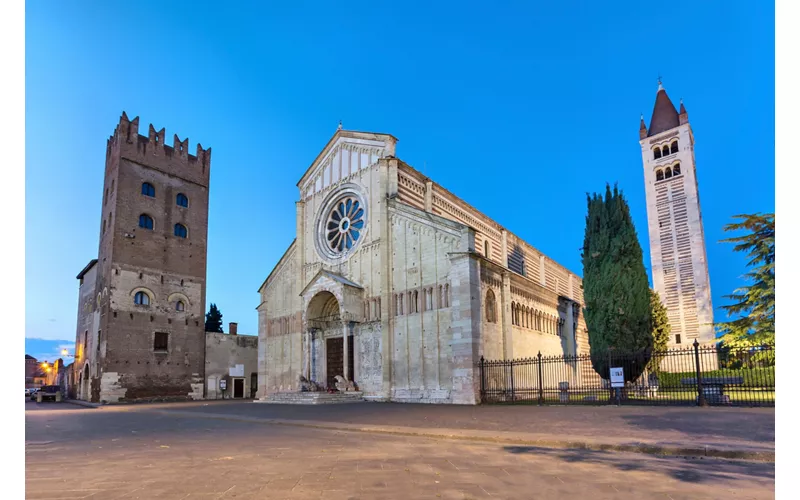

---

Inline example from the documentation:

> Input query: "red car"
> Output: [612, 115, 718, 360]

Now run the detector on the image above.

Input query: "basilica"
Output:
[256, 127, 588, 404]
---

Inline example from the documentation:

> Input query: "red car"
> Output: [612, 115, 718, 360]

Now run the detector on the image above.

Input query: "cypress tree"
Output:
[582, 184, 653, 383]
[205, 303, 224, 333]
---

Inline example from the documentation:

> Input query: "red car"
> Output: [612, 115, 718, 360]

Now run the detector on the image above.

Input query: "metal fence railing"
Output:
[479, 340, 774, 407]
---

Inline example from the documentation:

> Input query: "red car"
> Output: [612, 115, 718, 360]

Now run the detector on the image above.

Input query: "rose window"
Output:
[325, 197, 364, 253]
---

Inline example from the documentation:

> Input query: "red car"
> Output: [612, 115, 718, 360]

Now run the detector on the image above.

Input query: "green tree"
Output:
[205, 303, 223, 333]
[582, 184, 653, 383]
[647, 290, 671, 375]
[715, 213, 775, 347]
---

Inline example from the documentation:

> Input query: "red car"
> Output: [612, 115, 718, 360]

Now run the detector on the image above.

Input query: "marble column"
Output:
[342, 321, 350, 381]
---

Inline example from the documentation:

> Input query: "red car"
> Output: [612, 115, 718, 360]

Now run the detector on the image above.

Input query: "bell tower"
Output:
[639, 81, 714, 346]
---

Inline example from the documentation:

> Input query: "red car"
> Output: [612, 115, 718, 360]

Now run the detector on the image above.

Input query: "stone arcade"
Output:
[257, 128, 590, 405]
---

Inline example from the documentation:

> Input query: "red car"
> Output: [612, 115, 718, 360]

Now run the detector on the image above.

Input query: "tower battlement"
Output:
[107, 112, 211, 185]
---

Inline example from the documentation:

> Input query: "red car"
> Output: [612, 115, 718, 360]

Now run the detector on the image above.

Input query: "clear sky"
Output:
[25, 1, 774, 344]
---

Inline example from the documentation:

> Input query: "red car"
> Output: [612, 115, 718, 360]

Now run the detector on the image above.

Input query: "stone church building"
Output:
[257, 128, 588, 405]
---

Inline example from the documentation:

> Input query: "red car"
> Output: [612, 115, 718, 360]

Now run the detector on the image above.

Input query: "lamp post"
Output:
[61, 349, 75, 358]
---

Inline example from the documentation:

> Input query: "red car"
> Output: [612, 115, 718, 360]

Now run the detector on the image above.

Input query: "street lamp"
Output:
[61, 349, 75, 358]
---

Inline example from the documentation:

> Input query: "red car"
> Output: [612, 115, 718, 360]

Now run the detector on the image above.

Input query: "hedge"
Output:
[654, 367, 775, 388]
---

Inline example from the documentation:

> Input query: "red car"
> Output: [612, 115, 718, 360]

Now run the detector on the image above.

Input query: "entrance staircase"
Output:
[256, 391, 364, 405]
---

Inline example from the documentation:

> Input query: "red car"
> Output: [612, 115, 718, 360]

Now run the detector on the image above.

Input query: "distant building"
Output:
[639, 82, 714, 346]
[25, 354, 39, 388]
[205, 322, 259, 400]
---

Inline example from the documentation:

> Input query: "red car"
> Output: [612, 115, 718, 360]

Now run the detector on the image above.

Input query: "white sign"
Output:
[229, 364, 244, 377]
[219, 379, 227, 390]
[610, 367, 625, 388]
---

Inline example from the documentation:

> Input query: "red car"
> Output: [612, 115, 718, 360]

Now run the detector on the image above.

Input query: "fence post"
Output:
[694, 339, 707, 407]
[509, 359, 515, 402]
[537, 351, 543, 405]
[479, 356, 485, 403]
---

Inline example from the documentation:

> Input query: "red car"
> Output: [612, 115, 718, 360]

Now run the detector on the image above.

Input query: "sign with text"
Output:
[219, 379, 227, 390]
[610, 367, 625, 388]
[229, 364, 244, 377]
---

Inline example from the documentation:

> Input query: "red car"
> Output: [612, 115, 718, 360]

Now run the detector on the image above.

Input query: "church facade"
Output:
[257, 129, 588, 404]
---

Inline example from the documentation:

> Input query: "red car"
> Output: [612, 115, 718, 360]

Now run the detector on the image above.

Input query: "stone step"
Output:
[256, 392, 364, 405]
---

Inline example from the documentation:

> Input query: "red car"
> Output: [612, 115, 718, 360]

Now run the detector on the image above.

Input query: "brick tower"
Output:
[73, 112, 211, 402]
[640, 82, 714, 347]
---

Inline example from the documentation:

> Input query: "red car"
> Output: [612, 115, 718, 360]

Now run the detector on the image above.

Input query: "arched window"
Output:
[139, 214, 154, 230]
[673, 163, 681, 176]
[484, 240, 490, 258]
[444, 284, 450, 307]
[511, 302, 516, 325]
[671, 141, 679, 154]
[485, 289, 496, 323]
[141, 182, 155, 197]
[175, 300, 185, 312]
[662, 146, 670, 157]
[174, 223, 188, 238]
[665, 167, 672, 179]
[656, 170, 664, 181]
[176, 193, 189, 208]
[134, 291, 150, 306]
[653, 148, 661, 160]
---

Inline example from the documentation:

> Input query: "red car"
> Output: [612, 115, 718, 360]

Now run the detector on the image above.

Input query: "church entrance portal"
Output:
[325, 336, 355, 389]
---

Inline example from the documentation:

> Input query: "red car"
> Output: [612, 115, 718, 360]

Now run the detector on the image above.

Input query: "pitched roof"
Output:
[647, 84, 680, 137]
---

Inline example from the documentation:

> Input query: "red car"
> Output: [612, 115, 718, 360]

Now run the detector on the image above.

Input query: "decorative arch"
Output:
[662, 146, 670, 157]
[653, 147, 662, 160]
[665, 167, 673, 179]
[672, 162, 681, 176]
[670, 140, 679, 154]
[167, 292, 191, 310]
[656, 169, 664, 181]
[485, 289, 497, 323]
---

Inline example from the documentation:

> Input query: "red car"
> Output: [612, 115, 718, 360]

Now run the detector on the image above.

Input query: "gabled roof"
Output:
[299, 269, 363, 297]
[647, 84, 680, 137]
[295, 129, 398, 188]
[76, 259, 98, 280]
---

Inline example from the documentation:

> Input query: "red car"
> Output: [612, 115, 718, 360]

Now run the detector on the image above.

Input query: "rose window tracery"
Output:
[325, 196, 364, 253]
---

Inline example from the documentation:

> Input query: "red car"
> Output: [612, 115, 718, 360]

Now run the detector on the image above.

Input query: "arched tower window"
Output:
[134, 291, 150, 306]
[662, 146, 670, 157]
[670, 140, 679, 154]
[485, 289, 496, 323]
[653, 148, 661, 160]
[175, 300, 185, 312]
[139, 214, 154, 230]
[673, 163, 681, 176]
[176, 193, 189, 207]
[665, 167, 672, 179]
[141, 182, 155, 197]
[656, 170, 664, 181]
[484, 240, 490, 258]
[174, 223, 188, 238]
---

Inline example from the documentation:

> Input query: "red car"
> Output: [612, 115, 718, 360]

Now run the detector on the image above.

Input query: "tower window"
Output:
[662, 146, 670, 157]
[102, 219, 106, 234]
[174, 223, 188, 238]
[175, 300, 185, 312]
[653, 148, 662, 160]
[139, 214, 154, 230]
[141, 182, 155, 197]
[675, 334, 682, 344]
[671, 140, 679, 154]
[176, 193, 189, 208]
[134, 291, 150, 306]
[154, 332, 169, 353]
[665, 167, 672, 179]
[673, 163, 681, 176]
[656, 169, 664, 181]
[484, 240, 490, 258]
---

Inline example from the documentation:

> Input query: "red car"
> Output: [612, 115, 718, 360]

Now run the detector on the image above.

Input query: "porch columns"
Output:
[342, 320, 350, 381]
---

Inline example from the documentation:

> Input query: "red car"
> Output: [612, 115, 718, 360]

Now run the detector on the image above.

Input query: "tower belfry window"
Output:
[653, 148, 662, 160]
[141, 182, 155, 197]
[656, 169, 664, 181]
[673, 163, 681, 176]
[665, 167, 672, 179]
[671, 140, 679, 154]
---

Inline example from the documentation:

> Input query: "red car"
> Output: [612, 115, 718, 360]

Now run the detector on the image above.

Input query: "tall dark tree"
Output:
[647, 289, 671, 375]
[205, 303, 223, 333]
[715, 213, 775, 348]
[582, 184, 653, 383]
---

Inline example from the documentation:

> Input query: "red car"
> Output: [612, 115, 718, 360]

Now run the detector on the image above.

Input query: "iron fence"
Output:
[479, 340, 774, 407]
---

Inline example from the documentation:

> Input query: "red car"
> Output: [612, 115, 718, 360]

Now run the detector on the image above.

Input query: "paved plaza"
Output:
[26, 400, 774, 499]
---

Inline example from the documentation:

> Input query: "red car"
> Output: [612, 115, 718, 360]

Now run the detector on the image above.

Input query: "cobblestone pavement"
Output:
[108, 400, 776, 455]
[26, 402, 774, 499]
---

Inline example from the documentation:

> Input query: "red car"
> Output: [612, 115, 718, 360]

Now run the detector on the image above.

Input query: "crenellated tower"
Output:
[639, 82, 714, 347]
[74, 112, 211, 403]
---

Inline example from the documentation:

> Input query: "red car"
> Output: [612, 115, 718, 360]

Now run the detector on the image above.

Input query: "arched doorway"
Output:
[81, 364, 90, 401]
[305, 291, 354, 389]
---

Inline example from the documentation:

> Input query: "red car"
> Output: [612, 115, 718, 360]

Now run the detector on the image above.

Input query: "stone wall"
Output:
[205, 331, 258, 399]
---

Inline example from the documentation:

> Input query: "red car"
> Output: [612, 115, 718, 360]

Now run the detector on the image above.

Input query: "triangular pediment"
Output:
[300, 269, 363, 297]
[296, 129, 398, 198]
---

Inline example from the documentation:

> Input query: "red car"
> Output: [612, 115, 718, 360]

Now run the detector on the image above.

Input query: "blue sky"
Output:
[25, 1, 774, 345]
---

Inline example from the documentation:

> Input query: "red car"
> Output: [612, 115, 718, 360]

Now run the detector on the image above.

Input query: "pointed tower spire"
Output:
[678, 98, 689, 125]
[647, 79, 680, 137]
[639, 113, 648, 140]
